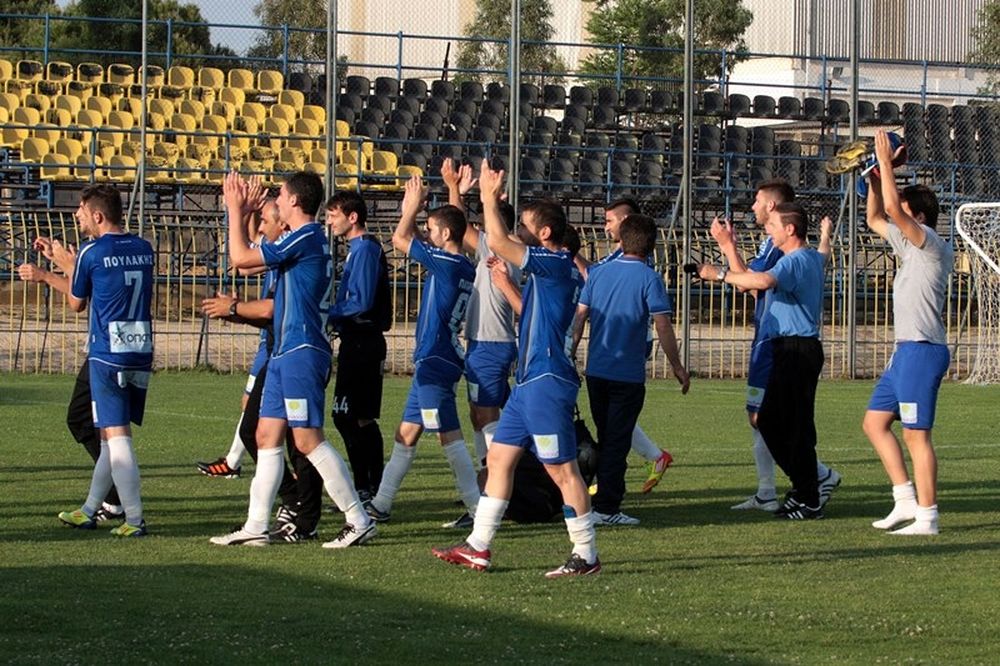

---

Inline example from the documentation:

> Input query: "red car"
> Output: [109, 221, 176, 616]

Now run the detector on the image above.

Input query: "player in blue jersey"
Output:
[433, 160, 600, 578]
[862, 130, 953, 535]
[365, 175, 480, 523]
[577, 198, 676, 494]
[572, 214, 690, 526]
[708, 180, 840, 512]
[699, 202, 829, 519]
[326, 190, 392, 504]
[210, 171, 375, 548]
[37, 184, 155, 536]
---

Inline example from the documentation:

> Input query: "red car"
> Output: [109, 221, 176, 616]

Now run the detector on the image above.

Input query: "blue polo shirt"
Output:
[760, 247, 825, 339]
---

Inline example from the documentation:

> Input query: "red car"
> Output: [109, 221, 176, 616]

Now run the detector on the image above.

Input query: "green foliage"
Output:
[581, 0, 753, 88]
[54, 0, 212, 66]
[455, 0, 566, 85]
[248, 0, 326, 65]
[969, 0, 1000, 96]
[0, 1, 60, 57]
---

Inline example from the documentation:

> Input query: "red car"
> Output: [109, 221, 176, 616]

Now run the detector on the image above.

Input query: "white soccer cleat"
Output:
[322, 521, 377, 548]
[209, 526, 268, 546]
[731, 494, 780, 512]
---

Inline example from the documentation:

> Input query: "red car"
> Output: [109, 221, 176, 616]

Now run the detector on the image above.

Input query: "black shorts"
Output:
[332, 333, 387, 420]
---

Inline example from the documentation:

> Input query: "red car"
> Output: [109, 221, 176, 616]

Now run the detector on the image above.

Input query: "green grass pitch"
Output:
[1, 372, 998, 664]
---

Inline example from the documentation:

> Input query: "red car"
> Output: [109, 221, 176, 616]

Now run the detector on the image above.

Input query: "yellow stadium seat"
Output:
[195, 114, 227, 152]
[34, 123, 61, 145]
[278, 89, 305, 110]
[149, 98, 175, 118]
[153, 141, 181, 163]
[73, 108, 104, 130]
[76, 62, 104, 85]
[146, 154, 176, 184]
[0, 91, 19, 113]
[159, 85, 187, 102]
[116, 96, 142, 123]
[5, 78, 32, 102]
[85, 95, 112, 122]
[46, 61, 74, 84]
[189, 86, 216, 106]
[74, 153, 105, 182]
[168, 112, 197, 148]
[56, 137, 84, 161]
[241, 102, 266, 125]
[179, 98, 206, 124]
[20, 136, 51, 163]
[206, 158, 232, 183]
[1, 106, 40, 148]
[260, 116, 290, 152]
[17, 59, 44, 82]
[336, 119, 350, 138]
[98, 82, 125, 107]
[372, 150, 399, 174]
[219, 87, 246, 107]
[145, 110, 167, 136]
[184, 142, 213, 164]
[287, 117, 319, 152]
[0, 107, 7, 124]
[279, 147, 306, 169]
[108, 63, 135, 86]
[174, 156, 208, 184]
[0, 58, 13, 82]
[304, 161, 326, 176]
[270, 103, 297, 125]
[335, 163, 359, 190]
[55, 94, 82, 117]
[97, 125, 126, 151]
[198, 67, 225, 91]
[138, 65, 165, 88]
[257, 70, 283, 97]
[395, 164, 424, 187]
[24, 93, 51, 114]
[108, 109, 135, 130]
[41, 152, 75, 181]
[108, 154, 137, 182]
[35, 79, 63, 96]
[119, 141, 145, 161]
[66, 80, 93, 102]
[301, 104, 326, 125]
[167, 65, 195, 88]
[228, 69, 254, 91]
[310, 148, 328, 165]
[45, 107, 72, 128]
[231, 115, 259, 153]
[209, 100, 236, 125]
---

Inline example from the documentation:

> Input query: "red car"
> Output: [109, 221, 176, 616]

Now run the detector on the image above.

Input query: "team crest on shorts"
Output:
[899, 402, 918, 425]
[421, 408, 441, 430]
[285, 398, 309, 422]
[533, 434, 559, 459]
[468, 382, 479, 402]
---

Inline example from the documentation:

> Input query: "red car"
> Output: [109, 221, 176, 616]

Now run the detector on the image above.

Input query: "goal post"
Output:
[955, 203, 1000, 384]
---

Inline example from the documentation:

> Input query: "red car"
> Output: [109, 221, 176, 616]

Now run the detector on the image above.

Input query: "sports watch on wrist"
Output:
[229, 301, 238, 317]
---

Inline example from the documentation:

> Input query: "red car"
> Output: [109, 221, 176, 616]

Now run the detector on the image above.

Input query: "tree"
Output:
[248, 0, 326, 67]
[54, 0, 213, 67]
[455, 0, 566, 85]
[580, 0, 753, 90]
[969, 0, 1000, 96]
[0, 1, 60, 57]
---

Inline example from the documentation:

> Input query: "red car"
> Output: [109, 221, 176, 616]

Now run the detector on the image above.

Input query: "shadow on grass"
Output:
[0, 564, 769, 664]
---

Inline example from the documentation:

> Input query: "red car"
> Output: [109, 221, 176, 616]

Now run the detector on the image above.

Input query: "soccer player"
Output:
[326, 190, 392, 504]
[210, 171, 375, 548]
[572, 214, 690, 526]
[433, 160, 600, 578]
[19, 233, 125, 525]
[699, 202, 828, 519]
[708, 180, 840, 512]
[39, 184, 153, 536]
[578, 198, 675, 494]
[364, 175, 479, 523]
[862, 129, 953, 535]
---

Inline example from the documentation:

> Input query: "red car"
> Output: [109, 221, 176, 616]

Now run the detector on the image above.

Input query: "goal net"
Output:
[955, 203, 1000, 384]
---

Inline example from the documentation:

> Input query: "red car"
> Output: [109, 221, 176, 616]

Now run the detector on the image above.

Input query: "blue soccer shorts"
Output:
[493, 375, 580, 464]
[746, 335, 773, 414]
[89, 359, 150, 428]
[260, 347, 331, 428]
[867, 341, 949, 430]
[245, 343, 269, 395]
[402, 357, 464, 432]
[465, 340, 516, 408]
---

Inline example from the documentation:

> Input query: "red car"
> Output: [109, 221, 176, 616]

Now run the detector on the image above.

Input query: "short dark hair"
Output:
[901, 184, 940, 230]
[498, 201, 516, 233]
[285, 171, 324, 217]
[522, 199, 567, 245]
[563, 225, 581, 257]
[604, 197, 641, 215]
[80, 184, 123, 225]
[775, 201, 809, 240]
[428, 204, 467, 244]
[620, 214, 657, 258]
[757, 178, 795, 204]
[326, 190, 367, 226]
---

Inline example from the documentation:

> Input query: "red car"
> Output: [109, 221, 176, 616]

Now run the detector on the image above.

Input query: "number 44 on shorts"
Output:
[331, 396, 350, 414]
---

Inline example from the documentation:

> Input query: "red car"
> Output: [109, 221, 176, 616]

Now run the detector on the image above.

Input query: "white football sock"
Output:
[244, 447, 283, 534]
[566, 512, 598, 564]
[372, 441, 415, 513]
[225, 413, 247, 469]
[630, 425, 661, 462]
[443, 440, 480, 515]
[472, 430, 487, 468]
[307, 441, 369, 528]
[873, 481, 918, 529]
[107, 435, 143, 527]
[467, 495, 507, 552]
[890, 503, 939, 535]
[82, 440, 112, 516]
[751, 428, 777, 500]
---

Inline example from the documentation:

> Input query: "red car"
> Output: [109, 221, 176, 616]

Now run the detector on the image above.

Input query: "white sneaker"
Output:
[322, 521, 378, 548]
[593, 511, 640, 526]
[209, 526, 268, 546]
[872, 500, 918, 530]
[731, 494, 779, 512]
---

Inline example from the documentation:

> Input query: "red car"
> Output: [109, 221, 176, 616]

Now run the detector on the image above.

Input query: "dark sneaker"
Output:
[274, 504, 298, 528]
[365, 501, 391, 523]
[269, 522, 318, 543]
[774, 497, 823, 520]
[209, 526, 268, 546]
[440, 511, 474, 529]
[197, 457, 241, 479]
[322, 521, 377, 548]
[544, 553, 602, 578]
[431, 541, 491, 571]
[93, 505, 125, 523]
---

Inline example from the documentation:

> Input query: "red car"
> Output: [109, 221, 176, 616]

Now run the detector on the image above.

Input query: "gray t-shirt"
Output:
[886, 223, 953, 344]
[465, 230, 520, 343]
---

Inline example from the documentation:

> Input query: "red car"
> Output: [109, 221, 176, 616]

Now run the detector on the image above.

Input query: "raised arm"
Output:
[874, 129, 925, 247]
[18, 263, 71, 297]
[225, 172, 267, 270]
[487, 255, 522, 315]
[392, 174, 427, 254]
[479, 159, 526, 266]
[818, 215, 834, 261]
[696, 262, 776, 291]
[653, 313, 690, 394]
[442, 158, 481, 252]
[710, 217, 749, 273]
